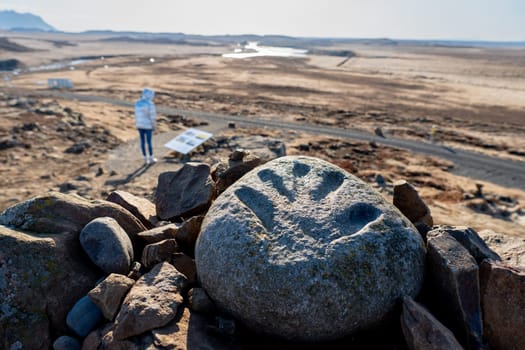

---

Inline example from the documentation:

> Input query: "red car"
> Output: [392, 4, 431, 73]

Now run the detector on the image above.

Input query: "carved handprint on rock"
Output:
[234, 159, 382, 254]
[195, 156, 426, 341]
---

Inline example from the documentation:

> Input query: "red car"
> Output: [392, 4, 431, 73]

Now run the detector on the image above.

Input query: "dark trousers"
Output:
[138, 128, 153, 157]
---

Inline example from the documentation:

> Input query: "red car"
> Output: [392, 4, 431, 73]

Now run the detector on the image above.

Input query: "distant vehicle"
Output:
[48, 78, 73, 90]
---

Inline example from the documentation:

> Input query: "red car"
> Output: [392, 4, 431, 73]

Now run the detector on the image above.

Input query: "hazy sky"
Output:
[1, 0, 524, 41]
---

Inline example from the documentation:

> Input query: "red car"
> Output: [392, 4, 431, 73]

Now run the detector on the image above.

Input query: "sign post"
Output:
[164, 128, 213, 155]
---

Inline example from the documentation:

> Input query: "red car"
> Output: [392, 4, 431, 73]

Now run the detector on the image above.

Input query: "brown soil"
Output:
[1, 32, 524, 241]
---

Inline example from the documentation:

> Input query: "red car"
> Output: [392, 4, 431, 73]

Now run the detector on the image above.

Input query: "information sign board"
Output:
[164, 128, 213, 154]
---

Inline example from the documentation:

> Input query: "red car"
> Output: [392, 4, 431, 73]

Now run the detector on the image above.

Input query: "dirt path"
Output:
[105, 121, 225, 176]
[11, 88, 525, 191]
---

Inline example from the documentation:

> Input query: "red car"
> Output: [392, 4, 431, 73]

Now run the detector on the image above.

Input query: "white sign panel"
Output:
[164, 128, 213, 154]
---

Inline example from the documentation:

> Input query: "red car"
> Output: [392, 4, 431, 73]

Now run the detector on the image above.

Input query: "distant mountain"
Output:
[0, 10, 55, 31]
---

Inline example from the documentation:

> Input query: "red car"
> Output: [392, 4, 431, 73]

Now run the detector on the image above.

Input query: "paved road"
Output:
[14, 89, 525, 190]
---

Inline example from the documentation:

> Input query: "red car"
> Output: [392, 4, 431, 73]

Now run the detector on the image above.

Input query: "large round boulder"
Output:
[195, 156, 426, 341]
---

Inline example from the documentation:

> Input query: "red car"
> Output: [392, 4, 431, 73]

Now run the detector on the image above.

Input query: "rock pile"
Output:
[0, 153, 523, 350]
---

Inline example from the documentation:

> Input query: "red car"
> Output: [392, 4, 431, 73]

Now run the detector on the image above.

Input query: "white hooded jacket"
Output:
[135, 88, 157, 130]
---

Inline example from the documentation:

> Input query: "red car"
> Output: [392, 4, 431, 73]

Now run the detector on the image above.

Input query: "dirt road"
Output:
[12, 88, 525, 191]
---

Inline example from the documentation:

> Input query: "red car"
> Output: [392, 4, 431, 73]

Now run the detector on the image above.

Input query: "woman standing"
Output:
[135, 88, 157, 164]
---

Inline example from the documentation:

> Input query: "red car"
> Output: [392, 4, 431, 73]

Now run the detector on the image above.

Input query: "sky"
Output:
[1, 0, 524, 41]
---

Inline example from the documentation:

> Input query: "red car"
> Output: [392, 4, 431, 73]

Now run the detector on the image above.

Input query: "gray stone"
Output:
[375, 127, 385, 137]
[106, 190, 157, 229]
[127, 261, 142, 280]
[80, 217, 134, 274]
[81, 323, 111, 350]
[175, 216, 204, 255]
[136, 223, 179, 245]
[82, 329, 103, 350]
[480, 260, 525, 350]
[426, 231, 483, 350]
[375, 173, 386, 187]
[188, 288, 215, 314]
[88, 273, 135, 321]
[429, 226, 500, 264]
[156, 163, 216, 220]
[195, 155, 426, 341]
[212, 151, 263, 195]
[401, 297, 463, 350]
[53, 335, 81, 350]
[141, 239, 179, 268]
[230, 148, 246, 161]
[393, 180, 433, 229]
[0, 192, 146, 238]
[113, 262, 188, 340]
[171, 253, 197, 285]
[0, 225, 100, 350]
[82, 323, 140, 350]
[66, 295, 103, 337]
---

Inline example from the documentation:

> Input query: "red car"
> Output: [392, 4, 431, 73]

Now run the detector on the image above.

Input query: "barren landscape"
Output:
[1, 31, 524, 261]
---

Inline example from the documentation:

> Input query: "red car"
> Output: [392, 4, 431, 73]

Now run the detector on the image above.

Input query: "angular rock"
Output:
[426, 231, 483, 350]
[375, 127, 385, 137]
[188, 287, 215, 314]
[212, 150, 262, 195]
[393, 180, 433, 229]
[195, 156, 426, 341]
[230, 148, 247, 161]
[58, 180, 92, 197]
[151, 308, 239, 350]
[414, 221, 432, 238]
[141, 239, 179, 268]
[88, 273, 135, 321]
[82, 323, 140, 350]
[136, 223, 178, 245]
[53, 335, 81, 350]
[66, 295, 103, 337]
[106, 190, 157, 229]
[113, 262, 189, 340]
[429, 226, 501, 264]
[480, 260, 525, 350]
[156, 163, 216, 220]
[0, 192, 146, 238]
[80, 217, 134, 275]
[171, 253, 197, 285]
[102, 327, 142, 350]
[401, 297, 463, 350]
[375, 173, 386, 187]
[127, 261, 142, 280]
[82, 329, 103, 350]
[0, 225, 100, 350]
[106, 191, 158, 229]
[175, 215, 204, 255]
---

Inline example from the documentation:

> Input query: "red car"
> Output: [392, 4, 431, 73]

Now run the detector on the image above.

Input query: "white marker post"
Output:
[164, 128, 213, 155]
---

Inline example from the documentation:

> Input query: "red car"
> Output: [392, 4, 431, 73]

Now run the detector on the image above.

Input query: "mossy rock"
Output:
[0, 225, 100, 349]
